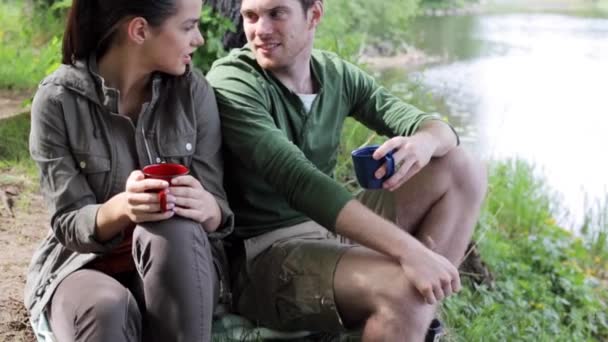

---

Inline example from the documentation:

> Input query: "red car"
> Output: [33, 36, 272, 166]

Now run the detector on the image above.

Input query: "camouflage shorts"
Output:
[230, 189, 395, 332]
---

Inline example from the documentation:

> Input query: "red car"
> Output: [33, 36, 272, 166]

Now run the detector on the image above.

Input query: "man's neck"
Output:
[270, 49, 316, 95]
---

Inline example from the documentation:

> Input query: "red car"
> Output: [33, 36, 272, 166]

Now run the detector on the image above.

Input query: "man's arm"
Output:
[335, 200, 461, 305]
[207, 63, 354, 230]
[342, 59, 460, 191]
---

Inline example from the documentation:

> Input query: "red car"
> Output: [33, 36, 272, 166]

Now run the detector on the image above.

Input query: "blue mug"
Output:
[351, 145, 395, 189]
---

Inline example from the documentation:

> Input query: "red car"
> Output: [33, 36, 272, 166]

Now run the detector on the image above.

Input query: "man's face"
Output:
[240, 0, 318, 71]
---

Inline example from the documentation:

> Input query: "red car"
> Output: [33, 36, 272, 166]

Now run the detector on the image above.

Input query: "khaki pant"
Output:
[228, 190, 395, 332]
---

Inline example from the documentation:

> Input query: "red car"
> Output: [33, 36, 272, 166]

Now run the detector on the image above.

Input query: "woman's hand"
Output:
[167, 175, 222, 232]
[123, 170, 175, 223]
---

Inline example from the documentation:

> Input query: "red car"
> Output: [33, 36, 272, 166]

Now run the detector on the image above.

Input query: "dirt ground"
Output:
[0, 176, 44, 341]
[0, 90, 39, 342]
[0, 90, 31, 120]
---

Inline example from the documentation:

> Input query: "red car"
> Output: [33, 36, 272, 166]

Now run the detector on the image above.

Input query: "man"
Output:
[206, 0, 487, 340]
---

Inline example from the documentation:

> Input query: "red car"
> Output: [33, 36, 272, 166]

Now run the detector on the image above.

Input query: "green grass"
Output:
[437, 160, 608, 341]
[0, 0, 63, 90]
[0, 112, 36, 175]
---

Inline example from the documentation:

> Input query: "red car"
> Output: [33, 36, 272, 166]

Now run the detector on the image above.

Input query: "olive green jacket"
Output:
[25, 57, 233, 322]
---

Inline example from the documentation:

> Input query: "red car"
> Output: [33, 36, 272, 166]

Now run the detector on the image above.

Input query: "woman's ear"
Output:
[126, 17, 149, 45]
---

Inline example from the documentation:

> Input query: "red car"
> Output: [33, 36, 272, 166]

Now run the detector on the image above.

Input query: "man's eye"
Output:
[270, 9, 286, 19]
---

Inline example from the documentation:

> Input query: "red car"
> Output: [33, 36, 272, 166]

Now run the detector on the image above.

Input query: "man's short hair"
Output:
[299, 0, 322, 11]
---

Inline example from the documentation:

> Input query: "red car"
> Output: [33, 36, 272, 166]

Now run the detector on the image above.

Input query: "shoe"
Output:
[425, 318, 443, 342]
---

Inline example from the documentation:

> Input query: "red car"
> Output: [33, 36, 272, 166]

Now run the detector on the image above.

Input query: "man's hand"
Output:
[372, 133, 437, 191]
[167, 175, 222, 232]
[399, 241, 461, 305]
[124, 170, 175, 223]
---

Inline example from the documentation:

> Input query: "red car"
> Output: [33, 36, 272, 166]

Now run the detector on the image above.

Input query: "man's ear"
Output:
[308, 0, 324, 29]
[126, 17, 149, 45]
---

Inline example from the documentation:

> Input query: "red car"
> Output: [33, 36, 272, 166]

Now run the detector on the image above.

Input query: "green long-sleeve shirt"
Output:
[207, 48, 440, 239]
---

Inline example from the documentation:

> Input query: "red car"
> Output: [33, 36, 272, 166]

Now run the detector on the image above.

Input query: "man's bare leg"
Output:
[393, 147, 487, 264]
[334, 247, 435, 342]
[332, 148, 486, 341]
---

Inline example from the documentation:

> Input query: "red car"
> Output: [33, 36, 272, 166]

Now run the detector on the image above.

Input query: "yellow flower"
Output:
[532, 302, 545, 310]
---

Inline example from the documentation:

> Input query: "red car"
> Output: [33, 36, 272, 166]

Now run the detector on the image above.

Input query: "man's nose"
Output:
[256, 16, 273, 36]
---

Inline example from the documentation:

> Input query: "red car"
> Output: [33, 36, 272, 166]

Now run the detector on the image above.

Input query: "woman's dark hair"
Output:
[62, 0, 178, 65]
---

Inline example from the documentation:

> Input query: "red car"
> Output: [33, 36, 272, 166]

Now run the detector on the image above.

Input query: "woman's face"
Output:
[143, 0, 205, 75]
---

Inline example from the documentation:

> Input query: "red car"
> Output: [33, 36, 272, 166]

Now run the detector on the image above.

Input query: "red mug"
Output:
[142, 163, 189, 212]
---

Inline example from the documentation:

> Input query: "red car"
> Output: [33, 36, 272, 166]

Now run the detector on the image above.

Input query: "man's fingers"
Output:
[383, 158, 416, 189]
[372, 137, 403, 160]
[440, 274, 453, 298]
[452, 273, 462, 293]
[433, 285, 445, 302]
[420, 285, 437, 305]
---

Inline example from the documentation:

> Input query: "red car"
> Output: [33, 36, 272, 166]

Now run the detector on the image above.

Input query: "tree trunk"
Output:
[206, 0, 247, 50]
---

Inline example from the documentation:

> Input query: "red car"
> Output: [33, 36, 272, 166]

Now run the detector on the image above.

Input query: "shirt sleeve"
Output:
[342, 59, 447, 137]
[207, 65, 353, 231]
[29, 85, 122, 254]
[189, 70, 234, 239]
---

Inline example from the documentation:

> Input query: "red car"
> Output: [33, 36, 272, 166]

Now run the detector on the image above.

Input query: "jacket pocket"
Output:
[72, 152, 111, 202]
[157, 133, 196, 166]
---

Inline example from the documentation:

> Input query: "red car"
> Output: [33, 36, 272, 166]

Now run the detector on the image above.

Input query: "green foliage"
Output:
[0, 112, 36, 173]
[192, 5, 235, 74]
[316, 0, 420, 61]
[439, 160, 608, 341]
[581, 194, 608, 273]
[420, 0, 480, 10]
[0, 0, 64, 89]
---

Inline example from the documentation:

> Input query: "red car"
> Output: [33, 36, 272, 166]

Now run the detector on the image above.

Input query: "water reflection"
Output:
[385, 13, 608, 228]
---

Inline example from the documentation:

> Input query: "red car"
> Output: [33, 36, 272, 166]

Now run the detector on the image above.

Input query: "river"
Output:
[378, 9, 608, 229]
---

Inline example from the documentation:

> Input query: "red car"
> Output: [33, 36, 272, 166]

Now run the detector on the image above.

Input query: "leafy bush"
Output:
[317, 0, 420, 61]
[192, 5, 235, 74]
[442, 160, 608, 341]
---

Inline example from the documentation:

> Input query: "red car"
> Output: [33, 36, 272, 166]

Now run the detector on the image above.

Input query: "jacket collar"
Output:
[41, 55, 171, 114]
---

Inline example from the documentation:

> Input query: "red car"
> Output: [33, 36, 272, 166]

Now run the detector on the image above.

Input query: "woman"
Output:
[25, 0, 233, 341]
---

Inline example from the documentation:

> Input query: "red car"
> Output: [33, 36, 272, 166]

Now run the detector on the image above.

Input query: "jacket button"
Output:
[185, 143, 192, 151]
[79, 161, 86, 169]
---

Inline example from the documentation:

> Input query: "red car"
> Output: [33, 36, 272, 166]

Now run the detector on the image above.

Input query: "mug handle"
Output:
[158, 189, 167, 213]
[382, 153, 395, 181]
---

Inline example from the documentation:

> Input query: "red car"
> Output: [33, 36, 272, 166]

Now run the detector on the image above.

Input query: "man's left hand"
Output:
[372, 133, 438, 192]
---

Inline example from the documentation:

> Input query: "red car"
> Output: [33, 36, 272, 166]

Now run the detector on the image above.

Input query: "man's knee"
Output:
[438, 146, 488, 202]
[367, 272, 432, 335]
